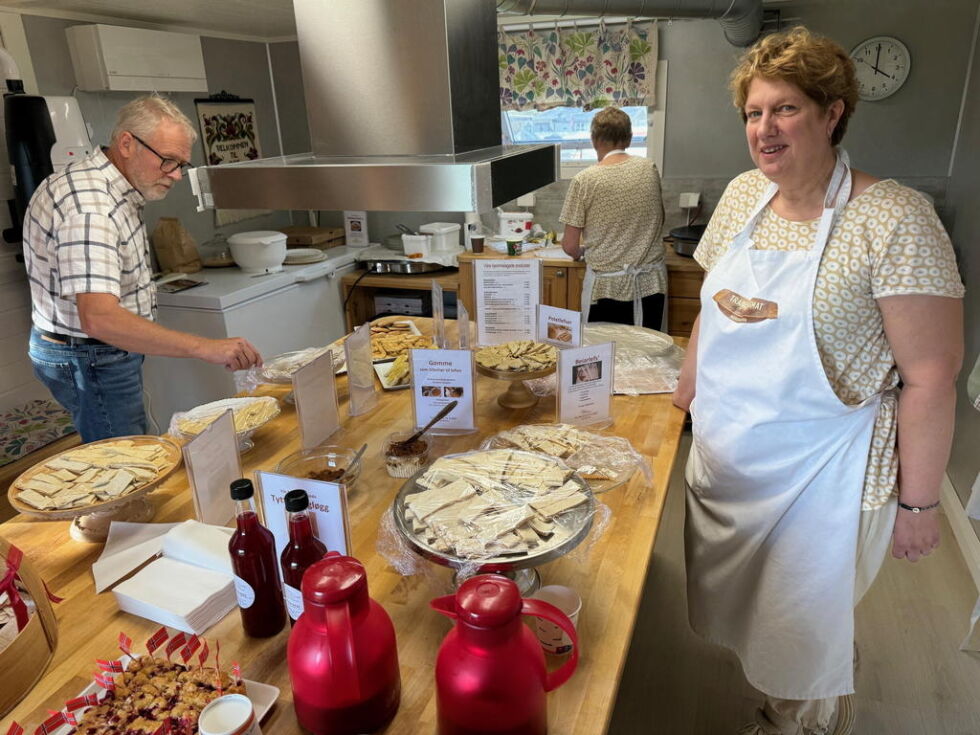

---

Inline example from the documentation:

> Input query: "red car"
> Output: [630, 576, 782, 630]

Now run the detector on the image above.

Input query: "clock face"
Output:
[851, 36, 911, 101]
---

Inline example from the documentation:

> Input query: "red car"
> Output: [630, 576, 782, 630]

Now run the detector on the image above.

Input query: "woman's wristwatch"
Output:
[898, 500, 941, 514]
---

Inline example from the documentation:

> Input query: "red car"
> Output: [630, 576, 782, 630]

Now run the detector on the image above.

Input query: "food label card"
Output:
[410, 349, 475, 433]
[343, 210, 369, 247]
[475, 259, 541, 345]
[292, 350, 340, 450]
[255, 471, 350, 619]
[345, 322, 378, 416]
[537, 305, 582, 348]
[557, 342, 615, 426]
[182, 409, 242, 526]
[432, 279, 446, 348]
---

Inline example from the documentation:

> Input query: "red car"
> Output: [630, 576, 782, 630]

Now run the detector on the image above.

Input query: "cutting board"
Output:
[280, 226, 345, 249]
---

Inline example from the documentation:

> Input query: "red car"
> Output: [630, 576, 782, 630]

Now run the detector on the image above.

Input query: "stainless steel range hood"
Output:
[190, 0, 558, 213]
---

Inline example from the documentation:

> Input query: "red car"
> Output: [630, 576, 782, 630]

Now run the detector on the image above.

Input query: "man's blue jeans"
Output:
[28, 329, 146, 442]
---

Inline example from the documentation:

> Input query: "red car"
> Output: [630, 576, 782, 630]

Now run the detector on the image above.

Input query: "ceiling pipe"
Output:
[496, 0, 764, 47]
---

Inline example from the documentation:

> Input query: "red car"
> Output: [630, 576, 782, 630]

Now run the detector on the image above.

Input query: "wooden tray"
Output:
[6, 435, 182, 520]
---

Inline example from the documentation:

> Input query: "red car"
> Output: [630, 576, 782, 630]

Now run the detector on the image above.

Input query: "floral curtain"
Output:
[498, 21, 657, 111]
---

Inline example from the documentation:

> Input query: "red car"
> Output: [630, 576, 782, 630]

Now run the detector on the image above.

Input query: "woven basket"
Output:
[0, 535, 58, 717]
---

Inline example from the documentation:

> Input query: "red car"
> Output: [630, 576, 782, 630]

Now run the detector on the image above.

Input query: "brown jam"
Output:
[308, 467, 346, 482]
[386, 439, 428, 458]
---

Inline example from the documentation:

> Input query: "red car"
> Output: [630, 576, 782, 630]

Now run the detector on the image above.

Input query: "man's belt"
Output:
[36, 328, 107, 346]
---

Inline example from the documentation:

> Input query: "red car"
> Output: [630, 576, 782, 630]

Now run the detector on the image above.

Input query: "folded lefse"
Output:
[713, 289, 779, 323]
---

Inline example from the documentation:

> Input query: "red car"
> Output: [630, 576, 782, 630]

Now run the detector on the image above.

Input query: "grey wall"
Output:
[943, 15, 980, 519]
[21, 15, 302, 248]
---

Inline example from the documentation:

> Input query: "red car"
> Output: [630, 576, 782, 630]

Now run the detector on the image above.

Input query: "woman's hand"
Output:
[891, 508, 940, 562]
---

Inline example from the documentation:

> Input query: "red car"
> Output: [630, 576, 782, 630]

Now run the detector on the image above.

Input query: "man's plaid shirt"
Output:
[24, 148, 155, 338]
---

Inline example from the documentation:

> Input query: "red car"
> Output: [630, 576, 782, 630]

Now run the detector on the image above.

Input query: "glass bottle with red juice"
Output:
[281, 489, 329, 624]
[228, 478, 287, 638]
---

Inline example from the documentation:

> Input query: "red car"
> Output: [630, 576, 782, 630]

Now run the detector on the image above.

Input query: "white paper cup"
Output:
[198, 693, 262, 735]
[530, 585, 581, 655]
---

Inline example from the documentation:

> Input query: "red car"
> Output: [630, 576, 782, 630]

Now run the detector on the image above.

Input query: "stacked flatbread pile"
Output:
[261, 344, 343, 381]
[372, 332, 434, 360]
[384, 354, 411, 386]
[175, 396, 279, 437]
[15, 440, 172, 510]
[402, 450, 591, 560]
[475, 341, 558, 372]
[492, 424, 617, 482]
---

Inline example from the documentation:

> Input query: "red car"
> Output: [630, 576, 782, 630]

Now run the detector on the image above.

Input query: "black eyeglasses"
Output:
[129, 131, 191, 174]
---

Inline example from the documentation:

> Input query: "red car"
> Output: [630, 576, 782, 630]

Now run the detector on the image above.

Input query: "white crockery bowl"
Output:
[228, 230, 288, 274]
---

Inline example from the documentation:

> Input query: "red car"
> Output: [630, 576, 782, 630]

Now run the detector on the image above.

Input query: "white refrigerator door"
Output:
[143, 264, 357, 432]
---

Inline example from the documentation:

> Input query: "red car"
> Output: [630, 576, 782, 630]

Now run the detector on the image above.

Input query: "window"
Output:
[502, 106, 648, 163]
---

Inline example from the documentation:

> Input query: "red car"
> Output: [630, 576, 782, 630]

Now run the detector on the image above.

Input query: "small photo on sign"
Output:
[547, 323, 573, 343]
[422, 385, 442, 397]
[573, 361, 602, 385]
[445, 386, 465, 398]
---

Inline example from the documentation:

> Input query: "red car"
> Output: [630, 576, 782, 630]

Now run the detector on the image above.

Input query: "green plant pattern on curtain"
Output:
[499, 21, 657, 111]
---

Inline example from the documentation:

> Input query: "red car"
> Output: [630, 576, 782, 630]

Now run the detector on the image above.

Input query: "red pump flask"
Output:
[287, 552, 401, 734]
[431, 575, 579, 735]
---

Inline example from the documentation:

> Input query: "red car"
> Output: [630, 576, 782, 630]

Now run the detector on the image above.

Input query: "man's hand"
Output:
[196, 337, 263, 371]
[891, 509, 940, 562]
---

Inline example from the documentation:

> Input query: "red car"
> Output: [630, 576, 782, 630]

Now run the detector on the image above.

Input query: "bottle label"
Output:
[234, 576, 256, 609]
[284, 584, 304, 620]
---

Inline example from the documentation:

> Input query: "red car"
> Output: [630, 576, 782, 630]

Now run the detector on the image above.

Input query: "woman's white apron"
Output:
[685, 151, 879, 699]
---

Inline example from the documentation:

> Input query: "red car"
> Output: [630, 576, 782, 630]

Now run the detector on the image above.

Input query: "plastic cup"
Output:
[530, 585, 581, 655]
[198, 693, 261, 735]
[470, 235, 485, 254]
[506, 239, 523, 256]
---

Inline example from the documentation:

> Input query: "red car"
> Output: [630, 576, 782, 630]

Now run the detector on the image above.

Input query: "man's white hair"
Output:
[110, 94, 197, 146]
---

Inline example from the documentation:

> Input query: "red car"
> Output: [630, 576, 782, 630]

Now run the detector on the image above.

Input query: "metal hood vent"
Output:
[190, 0, 558, 214]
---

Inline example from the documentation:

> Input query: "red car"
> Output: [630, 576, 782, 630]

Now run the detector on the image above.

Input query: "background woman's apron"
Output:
[685, 152, 880, 700]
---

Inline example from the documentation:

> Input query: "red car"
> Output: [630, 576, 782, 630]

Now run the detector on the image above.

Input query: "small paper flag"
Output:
[165, 632, 187, 660]
[118, 631, 133, 655]
[146, 626, 169, 654]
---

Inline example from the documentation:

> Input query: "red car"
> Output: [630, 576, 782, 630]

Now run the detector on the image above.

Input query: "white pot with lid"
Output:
[227, 230, 288, 274]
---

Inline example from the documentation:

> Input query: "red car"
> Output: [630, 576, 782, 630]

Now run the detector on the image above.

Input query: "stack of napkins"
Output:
[112, 520, 235, 635]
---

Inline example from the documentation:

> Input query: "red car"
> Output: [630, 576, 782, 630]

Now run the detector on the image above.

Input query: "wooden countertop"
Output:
[340, 269, 460, 291]
[1, 322, 687, 735]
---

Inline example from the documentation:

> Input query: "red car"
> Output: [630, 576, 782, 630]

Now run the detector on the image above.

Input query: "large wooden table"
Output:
[1, 325, 687, 734]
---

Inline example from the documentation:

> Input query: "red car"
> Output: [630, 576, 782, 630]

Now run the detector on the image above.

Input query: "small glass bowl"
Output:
[381, 430, 432, 478]
[276, 445, 361, 489]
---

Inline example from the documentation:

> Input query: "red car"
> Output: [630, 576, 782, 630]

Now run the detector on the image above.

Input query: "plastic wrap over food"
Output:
[235, 344, 345, 394]
[168, 397, 280, 448]
[584, 323, 684, 395]
[481, 423, 652, 493]
[382, 449, 604, 578]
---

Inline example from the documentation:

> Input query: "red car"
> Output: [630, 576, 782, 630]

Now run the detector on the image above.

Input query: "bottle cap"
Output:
[302, 552, 368, 605]
[284, 489, 310, 512]
[454, 574, 522, 628]
[229, 479, 254, 500]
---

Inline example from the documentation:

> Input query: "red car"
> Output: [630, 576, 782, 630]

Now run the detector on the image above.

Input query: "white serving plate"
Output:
[284, 248, 327, 265]
[373, 360, 410, 390]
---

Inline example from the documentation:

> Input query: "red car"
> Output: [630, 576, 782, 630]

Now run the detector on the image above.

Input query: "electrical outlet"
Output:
[516, 192, 536, 207]
[679, 192, 701, 209]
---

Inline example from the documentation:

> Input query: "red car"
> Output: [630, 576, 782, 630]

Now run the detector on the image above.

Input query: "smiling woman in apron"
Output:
[673, 28, 965, 735]
[559, 107, 666, 330]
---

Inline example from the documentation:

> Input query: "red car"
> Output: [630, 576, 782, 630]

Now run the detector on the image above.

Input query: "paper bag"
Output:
[152, 217, 202, 274]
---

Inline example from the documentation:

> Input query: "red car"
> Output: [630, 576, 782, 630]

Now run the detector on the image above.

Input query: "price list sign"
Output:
[475, 259, 542, 346]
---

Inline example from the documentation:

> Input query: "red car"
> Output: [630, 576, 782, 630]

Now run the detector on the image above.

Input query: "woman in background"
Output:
[673, 27, 964, 734]
[560, 106, 666, 330]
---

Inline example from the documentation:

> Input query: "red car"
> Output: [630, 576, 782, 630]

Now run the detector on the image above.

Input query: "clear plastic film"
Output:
[525, 323, 685, 397]
[235, 344, 346, 395]
[381, 449, 607, 580]
[168, 396, 280, 452]
[481, 423, 652, 493]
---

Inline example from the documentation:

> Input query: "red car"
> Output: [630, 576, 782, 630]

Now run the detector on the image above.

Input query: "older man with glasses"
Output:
[23, 94, 262, 442]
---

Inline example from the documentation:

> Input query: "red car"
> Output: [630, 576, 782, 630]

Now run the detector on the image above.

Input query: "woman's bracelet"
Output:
[898, 500, 941, 514]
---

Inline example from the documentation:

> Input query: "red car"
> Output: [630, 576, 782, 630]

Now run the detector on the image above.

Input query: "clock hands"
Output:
[854, 55, 897, 80]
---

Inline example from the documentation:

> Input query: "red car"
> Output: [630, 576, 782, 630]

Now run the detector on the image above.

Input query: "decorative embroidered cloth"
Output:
[0, 400, 76, 468]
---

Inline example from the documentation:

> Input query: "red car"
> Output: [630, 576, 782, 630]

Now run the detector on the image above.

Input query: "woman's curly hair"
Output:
[730, 26, 858, 145]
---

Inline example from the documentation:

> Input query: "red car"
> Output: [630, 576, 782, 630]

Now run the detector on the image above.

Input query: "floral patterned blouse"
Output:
[695, 169, 965, 509]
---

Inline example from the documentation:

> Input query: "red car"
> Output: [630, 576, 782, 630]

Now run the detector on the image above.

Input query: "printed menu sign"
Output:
[410, 349, 475, 433]
[292, 350, 341, 450]
[475, 259, 542, 345]
[537, 305, 582, 347]
[183, 409, 242, 526]
[255, 471, 350, 620]
[557, 342, 615, 426]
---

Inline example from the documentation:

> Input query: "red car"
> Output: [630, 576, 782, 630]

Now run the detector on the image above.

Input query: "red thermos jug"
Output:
[287, 552, 400, 734]
[430, 575, 579, 735]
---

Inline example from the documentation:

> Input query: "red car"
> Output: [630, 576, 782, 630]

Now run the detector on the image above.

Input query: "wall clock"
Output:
[850, 36, 911, 101]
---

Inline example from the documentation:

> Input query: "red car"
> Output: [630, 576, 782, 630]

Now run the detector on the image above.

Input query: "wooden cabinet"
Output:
[664, 249, 704, 337]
